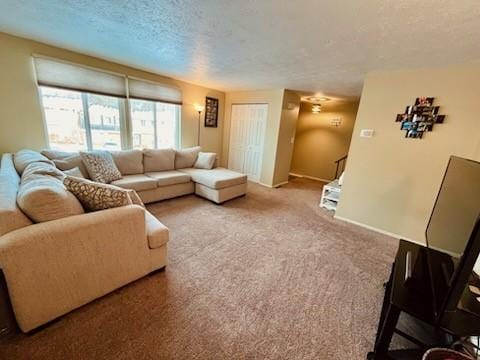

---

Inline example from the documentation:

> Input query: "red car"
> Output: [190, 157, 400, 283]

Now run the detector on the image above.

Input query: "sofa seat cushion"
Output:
[179, 168, 247, 190]
[145, 171, 192, 187]
[145, 211, 169, 249]
[111, 174, 158, 192]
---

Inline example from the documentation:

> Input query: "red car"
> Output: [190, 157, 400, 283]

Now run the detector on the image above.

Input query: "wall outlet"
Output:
[360, 129, 375, 138]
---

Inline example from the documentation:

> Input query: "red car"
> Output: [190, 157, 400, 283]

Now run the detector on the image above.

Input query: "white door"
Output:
[228, 104, 267, 183]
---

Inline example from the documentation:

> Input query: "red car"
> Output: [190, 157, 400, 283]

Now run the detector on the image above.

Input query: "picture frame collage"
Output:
[395, 97, 445, 139]
[204, 97, 219, 128]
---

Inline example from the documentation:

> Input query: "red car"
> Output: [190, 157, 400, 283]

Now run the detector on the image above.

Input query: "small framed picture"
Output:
[406, 129, 423, 138]
[204, 97, 219, 128]
[401, 121, 415, 131]
[415, 97, 434, 107]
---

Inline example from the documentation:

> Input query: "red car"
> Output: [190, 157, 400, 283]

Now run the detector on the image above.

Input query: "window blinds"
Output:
[33, 56, 127, 98]
[128, 77, 182, 105]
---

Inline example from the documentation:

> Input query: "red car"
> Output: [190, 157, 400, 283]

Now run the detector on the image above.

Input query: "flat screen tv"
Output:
[425, 156, 480, 319]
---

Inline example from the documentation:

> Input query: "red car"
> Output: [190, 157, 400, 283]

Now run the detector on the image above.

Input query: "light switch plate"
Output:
[360, 129, 375, 138]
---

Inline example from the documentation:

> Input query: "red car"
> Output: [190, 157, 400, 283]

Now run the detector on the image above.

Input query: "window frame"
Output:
[39, 86, 182, 151]
[128, 98, 181, 150]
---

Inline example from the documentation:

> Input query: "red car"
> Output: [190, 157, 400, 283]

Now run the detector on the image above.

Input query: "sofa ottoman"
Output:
[178, 168, 247, 204]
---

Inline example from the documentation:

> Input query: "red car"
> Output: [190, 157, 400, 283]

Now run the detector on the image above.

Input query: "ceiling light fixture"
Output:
[304, 96, 330, 103]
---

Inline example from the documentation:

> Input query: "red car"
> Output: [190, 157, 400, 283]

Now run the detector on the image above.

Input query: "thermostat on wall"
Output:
[360, 129, 375, 138]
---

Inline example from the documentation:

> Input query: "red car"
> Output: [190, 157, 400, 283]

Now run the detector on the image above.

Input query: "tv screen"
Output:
[426, 156, 480, 315]
[426, 156, 480, 262]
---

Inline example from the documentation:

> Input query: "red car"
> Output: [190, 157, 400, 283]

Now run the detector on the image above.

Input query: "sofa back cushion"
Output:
[80, 151, 122, 183]
[110, 150, 143, 175]
[13, 149, 53, 175]
[0, 154, 33, 236]
[40, 149, 77, 160]
[175, 146, 201, 169]
[63, 167, 85, 178]
[17, 162, 84, 223]
[52, 154, 90, 178]
[143, 148, 175, 172]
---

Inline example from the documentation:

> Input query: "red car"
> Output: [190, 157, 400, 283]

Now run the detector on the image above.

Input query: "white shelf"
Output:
[320, 180, 342, 211]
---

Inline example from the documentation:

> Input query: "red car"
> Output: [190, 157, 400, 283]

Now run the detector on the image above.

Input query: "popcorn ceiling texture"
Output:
[0, 179, 406, 359]
[1, 0, 480, 96]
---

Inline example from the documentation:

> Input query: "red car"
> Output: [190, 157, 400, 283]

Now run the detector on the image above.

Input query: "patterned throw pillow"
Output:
[64, 176, 144, 211]
[127, 189, 145, 208]
[79, 151, 122, 183]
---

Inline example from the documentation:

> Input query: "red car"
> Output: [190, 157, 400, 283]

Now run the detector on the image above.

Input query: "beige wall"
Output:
[290, 101, 358, 181]
[272, 90, 301, 185]
[222, 89, 285, 186]
[0, 32, 225, 157]
[336, 63, 480, 244]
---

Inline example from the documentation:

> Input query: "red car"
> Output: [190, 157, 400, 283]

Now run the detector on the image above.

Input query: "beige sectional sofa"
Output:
[44, 147, 247, 205]
[0, 147, 247, 332]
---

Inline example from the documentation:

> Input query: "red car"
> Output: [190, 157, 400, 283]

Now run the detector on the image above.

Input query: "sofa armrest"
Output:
[0, 205, 151, 332]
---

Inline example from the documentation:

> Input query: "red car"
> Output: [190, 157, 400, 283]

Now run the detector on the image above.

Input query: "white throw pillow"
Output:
[194, 152, 216, 169]
[80, 151, 122, 184]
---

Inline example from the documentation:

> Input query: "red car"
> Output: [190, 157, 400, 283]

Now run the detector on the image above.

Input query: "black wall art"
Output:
[204, 97, 219, 128]
[395, 97, 446, 139]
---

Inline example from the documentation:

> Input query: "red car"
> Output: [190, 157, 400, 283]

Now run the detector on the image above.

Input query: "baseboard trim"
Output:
[289, 172, 332, 183]
[333, 215, 424, 246]
[273, 181, 289, 188]
[259, 181, 289, 188]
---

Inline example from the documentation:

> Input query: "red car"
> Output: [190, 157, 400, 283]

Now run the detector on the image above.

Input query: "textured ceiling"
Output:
[1, 0, 479, 97]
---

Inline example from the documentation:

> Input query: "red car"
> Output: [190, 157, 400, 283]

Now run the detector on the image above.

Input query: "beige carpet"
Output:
[0, 178, 399, 359]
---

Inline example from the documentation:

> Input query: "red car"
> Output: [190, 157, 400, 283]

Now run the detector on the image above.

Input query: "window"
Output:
[130, 99, 180, 149]
[87, 94, 123, 150]
[40, 87, 125, 151]
[40, 87, 87, 151]
[35, 57, 183, 151]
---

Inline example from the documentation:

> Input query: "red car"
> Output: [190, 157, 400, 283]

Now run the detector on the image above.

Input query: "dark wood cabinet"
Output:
[368, 240, 480, 359]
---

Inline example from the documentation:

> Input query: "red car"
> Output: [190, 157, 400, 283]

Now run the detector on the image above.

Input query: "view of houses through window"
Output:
[130, 99, 180, 149]
[40, 86, 180, 151]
